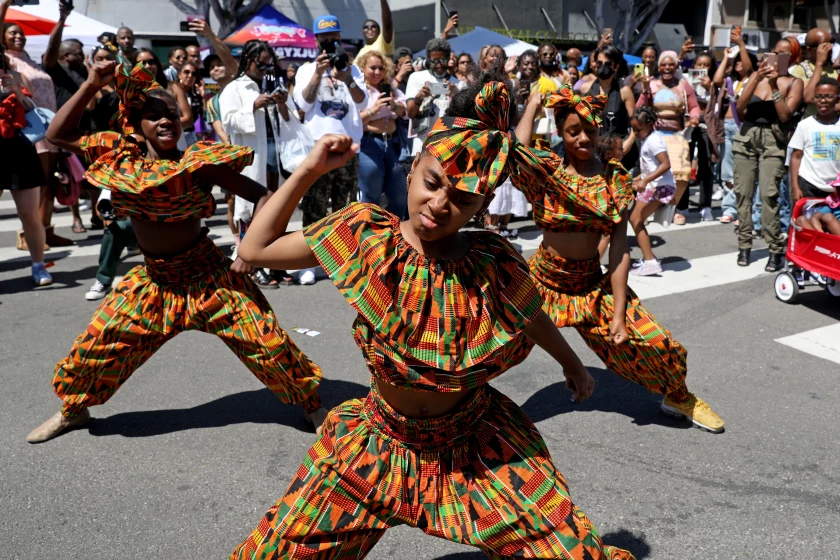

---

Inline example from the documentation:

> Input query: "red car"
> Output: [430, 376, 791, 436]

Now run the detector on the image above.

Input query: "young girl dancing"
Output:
[26, 61, 327, 443]
[230, 76, 635, 559]
[515, 85, 725, 433]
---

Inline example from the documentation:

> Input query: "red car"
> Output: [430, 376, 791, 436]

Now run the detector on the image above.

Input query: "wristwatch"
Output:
[346, 80, 358, 90]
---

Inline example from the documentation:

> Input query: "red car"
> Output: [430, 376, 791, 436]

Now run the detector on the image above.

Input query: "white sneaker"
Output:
[700, 207, 714, 221]
[630, 259, 663, 276]
[298, 268, 316, 285]
[85, 280, 110, 300]
[123, 247, 141, 258]
[711, 189, 724, 201]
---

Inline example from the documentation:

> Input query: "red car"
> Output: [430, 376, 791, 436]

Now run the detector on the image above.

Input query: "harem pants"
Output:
[51, 232, 322, 417]
[230, 381, 635, 559]
[528, 246, 690, 402]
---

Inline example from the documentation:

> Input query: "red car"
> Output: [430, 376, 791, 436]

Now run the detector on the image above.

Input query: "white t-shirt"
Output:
[640, 131, 675, 188]
[789, 115, 840, 193]
[404, 70, 458, 154]
[293, 62, 367, 143]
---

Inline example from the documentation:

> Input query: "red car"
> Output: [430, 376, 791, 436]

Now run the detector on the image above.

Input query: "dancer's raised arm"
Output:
[238, 134, 358, 269]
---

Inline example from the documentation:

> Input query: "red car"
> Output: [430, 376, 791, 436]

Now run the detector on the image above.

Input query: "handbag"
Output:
[276, 105, 314, 173]
[22, 106, 55, 145]
[54, 151, 85, 206]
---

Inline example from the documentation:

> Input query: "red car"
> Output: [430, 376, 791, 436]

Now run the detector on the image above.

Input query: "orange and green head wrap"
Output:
[110, 62, 164, 135]
[422, 81, 525, 197]
[544, 84, 607, 126]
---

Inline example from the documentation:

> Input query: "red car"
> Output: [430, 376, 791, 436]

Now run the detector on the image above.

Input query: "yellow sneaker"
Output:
[661, 393, 724, 433]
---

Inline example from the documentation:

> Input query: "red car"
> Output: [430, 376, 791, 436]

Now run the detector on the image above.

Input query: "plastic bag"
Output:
[277, 104, 314, 173]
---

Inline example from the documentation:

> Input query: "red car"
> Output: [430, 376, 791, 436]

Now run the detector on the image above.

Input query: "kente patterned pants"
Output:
[231, 381, 635, 560]
[52, 233, 322, 417]
[528, 246, 690, 402]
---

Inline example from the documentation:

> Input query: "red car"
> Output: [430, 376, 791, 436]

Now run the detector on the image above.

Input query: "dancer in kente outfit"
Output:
[230, 74, 635, 559]
[514, 85, 724, 433]
[26, 61, 327, 443]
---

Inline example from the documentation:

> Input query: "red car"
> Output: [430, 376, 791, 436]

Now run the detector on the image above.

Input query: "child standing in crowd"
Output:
[790, 77, 840, 201]
[629, 106, 676, 276]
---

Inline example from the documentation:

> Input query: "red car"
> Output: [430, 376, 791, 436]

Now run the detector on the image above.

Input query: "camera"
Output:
[321, 41, 348, 71]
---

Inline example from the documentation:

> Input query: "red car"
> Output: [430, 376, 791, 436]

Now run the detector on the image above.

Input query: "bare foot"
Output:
[303, 407, 328, 435]
[26, 409, 90, 443]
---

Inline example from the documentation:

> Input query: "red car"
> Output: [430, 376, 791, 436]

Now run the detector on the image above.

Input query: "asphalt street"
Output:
[1, 191, 838, 559]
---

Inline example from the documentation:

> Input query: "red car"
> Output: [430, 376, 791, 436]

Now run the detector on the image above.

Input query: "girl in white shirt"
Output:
[630, 106, 676, 276]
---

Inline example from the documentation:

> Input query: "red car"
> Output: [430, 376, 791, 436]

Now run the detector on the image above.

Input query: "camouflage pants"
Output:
[300, 155, 359, 227]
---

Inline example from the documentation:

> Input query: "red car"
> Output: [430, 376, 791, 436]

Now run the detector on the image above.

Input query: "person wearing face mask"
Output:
[588, 46, 636, 161]
[405, 37, 458, 155]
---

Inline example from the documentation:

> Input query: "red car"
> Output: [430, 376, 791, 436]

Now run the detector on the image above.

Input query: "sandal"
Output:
[270, 269, 294, 286]
[72, 220, 87, 234]
[252, 268, 279, 289]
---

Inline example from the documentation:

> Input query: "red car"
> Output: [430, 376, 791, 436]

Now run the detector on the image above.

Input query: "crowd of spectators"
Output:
[3, 0, 840, 290]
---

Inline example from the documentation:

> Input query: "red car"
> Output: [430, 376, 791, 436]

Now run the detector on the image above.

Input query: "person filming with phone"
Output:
[732, 41, 803, 272]
[355, 50, 407, 218]
[405, 37, 457, 154]
[292, 15, 367, 284]
[791, 28, 839, 118]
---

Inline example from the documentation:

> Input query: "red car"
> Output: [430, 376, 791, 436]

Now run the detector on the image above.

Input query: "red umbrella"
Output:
[4, 7, 58, 36]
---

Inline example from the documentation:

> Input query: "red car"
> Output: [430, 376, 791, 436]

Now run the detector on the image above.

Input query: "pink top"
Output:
[5, 50, 57, 153]
[364, 85, 407, 122]
[5, 50, 57, 111]
[636, 78, 701, 133]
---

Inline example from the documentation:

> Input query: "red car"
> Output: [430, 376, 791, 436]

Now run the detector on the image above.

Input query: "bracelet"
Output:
[772, 91, 784, 103]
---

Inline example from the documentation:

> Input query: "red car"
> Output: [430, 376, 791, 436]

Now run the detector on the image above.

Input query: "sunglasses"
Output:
[181, 70, 198, 76]
[429, 58, 447, 66]
[363, 24, 378, 30]
[255, 61, 275, 71]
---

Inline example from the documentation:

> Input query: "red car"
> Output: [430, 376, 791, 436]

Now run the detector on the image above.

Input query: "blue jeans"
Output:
[779, 172, 791, 231]
[721, 118, 739, 184]
[358, 134, 407, 219]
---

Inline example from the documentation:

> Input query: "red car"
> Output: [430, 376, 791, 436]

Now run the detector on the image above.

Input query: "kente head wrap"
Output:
[544, 84, 607, 126]
[110, 62, 164, 135]
[423, 81, 552, 197]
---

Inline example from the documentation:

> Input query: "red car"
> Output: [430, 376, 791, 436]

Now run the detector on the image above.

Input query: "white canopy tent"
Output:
[415, 26, 537, 60]
[12, 1, 116, 63]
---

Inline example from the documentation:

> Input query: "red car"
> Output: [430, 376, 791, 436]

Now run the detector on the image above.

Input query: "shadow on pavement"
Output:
[521, 367, 692, 431]
[88, 378, 369, 438]
[432, 528, 651, 559]
[796, 287, 840, 320]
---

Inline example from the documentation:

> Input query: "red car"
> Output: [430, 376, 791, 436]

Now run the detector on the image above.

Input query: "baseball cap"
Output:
[313, 15, 341, 35]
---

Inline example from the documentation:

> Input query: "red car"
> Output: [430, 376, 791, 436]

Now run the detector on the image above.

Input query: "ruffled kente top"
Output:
[304, 203, 544, 392]
[78, 132, 254, 222]
[516, 155, 635, 235]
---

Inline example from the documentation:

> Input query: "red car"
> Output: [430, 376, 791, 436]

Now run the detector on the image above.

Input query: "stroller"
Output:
[774, 198, 840, 303]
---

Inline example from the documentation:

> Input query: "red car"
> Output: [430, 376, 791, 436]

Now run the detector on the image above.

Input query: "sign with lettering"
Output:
[460, 26, 599, 45]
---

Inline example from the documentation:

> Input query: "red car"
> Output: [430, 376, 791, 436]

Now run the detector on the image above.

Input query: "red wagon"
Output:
[775, 198, 840, 303]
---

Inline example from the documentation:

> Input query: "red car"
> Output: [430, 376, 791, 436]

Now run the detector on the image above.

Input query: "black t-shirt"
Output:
[45, 62, 91, 131]
[44, 62, 87, 111]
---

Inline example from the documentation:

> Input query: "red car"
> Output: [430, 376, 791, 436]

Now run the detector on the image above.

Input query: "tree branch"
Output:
[629, 0, 669, 53]
[170, 0, 199, 14]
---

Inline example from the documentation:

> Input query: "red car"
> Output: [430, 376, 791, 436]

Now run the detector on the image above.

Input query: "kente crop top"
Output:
[79, 132, 254, 222]
[515, 154, 634, 235]
[303, 203, 544, 392]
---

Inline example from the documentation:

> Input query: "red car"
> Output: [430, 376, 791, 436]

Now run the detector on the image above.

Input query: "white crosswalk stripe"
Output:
[776, 323, 840, 365]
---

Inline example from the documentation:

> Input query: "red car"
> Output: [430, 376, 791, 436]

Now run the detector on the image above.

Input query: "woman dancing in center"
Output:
[231, 75, 634, 559]
[26, 61, 326, 443]
[514, 85, 724, 433]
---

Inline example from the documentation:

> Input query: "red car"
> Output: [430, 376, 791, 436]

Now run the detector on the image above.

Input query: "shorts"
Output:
[636, 184, 677, 204]
[0, 134, 46, 190]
